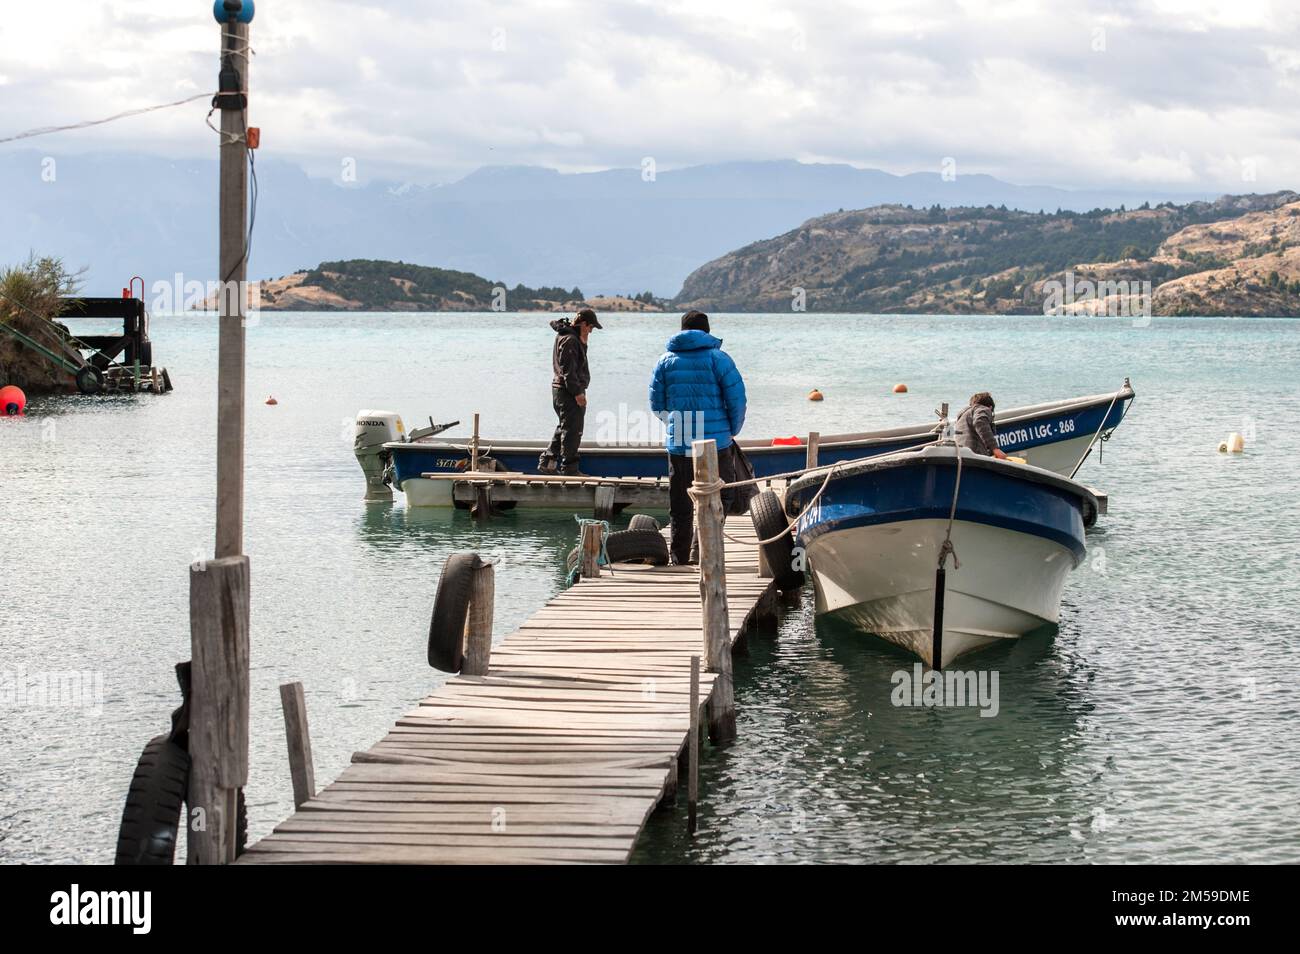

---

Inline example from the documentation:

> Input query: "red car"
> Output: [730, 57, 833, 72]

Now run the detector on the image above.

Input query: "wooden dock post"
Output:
[461, 562, 495, 676]
[806, 431, 820, 469]
[692, 439, 736, 743]
[580, 522, 603, 578]
[470, 411, 481, 473]
[593, 483, 616, 520]
[688, 654, 700, 834]
[278, 682, 315, 809]
[188, 556, 250, 865]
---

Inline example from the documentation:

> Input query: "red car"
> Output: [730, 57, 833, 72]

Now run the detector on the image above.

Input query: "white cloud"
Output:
[1, 0, 1298, 192]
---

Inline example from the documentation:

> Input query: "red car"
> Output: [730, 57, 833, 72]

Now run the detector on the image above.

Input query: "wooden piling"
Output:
[470, 411, 481, 473]
[692, 439, 736, 743]
[688, 655, 700, 835]
[472, 483, 492, 520]
[278, 681, 315, 809]
[593, 483, 616, 520]
[805, 431, 820, 469]
[187, 555, 250, 865]
[580, 522, 603, 578]
[461, 562, 495, 676]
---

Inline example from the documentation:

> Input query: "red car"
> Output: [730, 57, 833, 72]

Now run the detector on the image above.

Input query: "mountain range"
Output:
[676, 191, 1300, 316]
[0, 151, 1216, 298]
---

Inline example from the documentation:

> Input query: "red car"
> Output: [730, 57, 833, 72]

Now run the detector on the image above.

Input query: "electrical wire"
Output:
[0, 93, 214, 145]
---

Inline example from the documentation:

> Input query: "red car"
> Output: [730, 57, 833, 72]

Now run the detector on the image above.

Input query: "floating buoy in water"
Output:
[265, 396, 278, 405]
[893, 383, 908, 393]
[771, 436, 802, 446]
[0, 384, 26, 416]
[1219, 432, 1244, 454]
[808, 389, 824, 402]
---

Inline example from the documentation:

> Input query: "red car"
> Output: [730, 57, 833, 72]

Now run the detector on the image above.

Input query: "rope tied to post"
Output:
[568, 517, 613, 585]
[686, 460, 846, 547]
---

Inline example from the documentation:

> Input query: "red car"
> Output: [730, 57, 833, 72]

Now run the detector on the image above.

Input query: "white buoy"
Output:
[1221, 432, 1245, 454]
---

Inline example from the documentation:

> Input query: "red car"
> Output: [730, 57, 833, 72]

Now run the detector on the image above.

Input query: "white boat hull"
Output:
[806, 516, 1077, 667]
[1015, 432, 1096, 476]
[401, 477, 455, 508]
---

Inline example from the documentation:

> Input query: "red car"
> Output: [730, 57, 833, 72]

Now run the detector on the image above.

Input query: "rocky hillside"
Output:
[225, 259, 666, 313]
[674, 192, 1300, 316]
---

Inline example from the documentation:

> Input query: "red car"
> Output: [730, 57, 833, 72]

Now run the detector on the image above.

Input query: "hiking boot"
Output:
[560, 466, 591, 478]
[537, 456, 558, 474]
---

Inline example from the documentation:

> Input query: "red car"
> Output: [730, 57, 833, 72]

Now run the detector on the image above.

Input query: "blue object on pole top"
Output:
[212, 0, 254, 24]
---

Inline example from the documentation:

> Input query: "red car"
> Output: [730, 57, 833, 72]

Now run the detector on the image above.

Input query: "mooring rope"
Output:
[1068, 384, 1129, 480]
[568, 517, 613, 585]
[937, 445, 963, 571]
[687, 459, 846, 547]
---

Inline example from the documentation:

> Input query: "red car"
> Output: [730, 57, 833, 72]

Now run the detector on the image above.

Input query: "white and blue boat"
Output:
[362, 381, 1132, 506]
[784, 445, 1100, 668]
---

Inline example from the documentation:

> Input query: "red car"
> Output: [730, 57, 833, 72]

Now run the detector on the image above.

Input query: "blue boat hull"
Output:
[388, 386, 1133, 492]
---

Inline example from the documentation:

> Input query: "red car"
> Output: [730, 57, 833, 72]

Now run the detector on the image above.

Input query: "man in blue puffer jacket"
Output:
[649, 311, 747, 564]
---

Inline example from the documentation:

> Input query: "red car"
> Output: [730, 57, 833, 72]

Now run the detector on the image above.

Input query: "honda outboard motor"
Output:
[354, 410, 405, 501]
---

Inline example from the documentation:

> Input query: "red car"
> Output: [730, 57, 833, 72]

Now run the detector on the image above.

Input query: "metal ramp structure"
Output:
[1, 288, 172, 394]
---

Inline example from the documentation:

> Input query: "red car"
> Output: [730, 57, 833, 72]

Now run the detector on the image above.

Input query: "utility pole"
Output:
[216, 1, 250, 559]
[188, 0, 254, 866]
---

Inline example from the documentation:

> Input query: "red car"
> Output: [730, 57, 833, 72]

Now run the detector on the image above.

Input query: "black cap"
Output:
[576, 307, 602, 329]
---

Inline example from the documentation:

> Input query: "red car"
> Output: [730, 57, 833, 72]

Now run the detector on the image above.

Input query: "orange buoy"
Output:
[265, 396, 278, 405]
[1, 384, 26, 416]
[808, 389, 824, 402]
[771, 436, 802, 446]
[893, 383, 908, 393]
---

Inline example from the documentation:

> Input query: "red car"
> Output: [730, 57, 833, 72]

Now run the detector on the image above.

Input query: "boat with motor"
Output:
[355, 380, 1133, 506]
[782, 444, 1100, 668]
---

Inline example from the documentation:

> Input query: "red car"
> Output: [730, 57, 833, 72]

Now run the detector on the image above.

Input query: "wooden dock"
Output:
[239, 513, 775, 864]
[425, 471, 672, 519]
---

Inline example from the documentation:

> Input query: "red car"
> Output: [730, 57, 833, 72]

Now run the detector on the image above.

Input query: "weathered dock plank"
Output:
[239, 514, 776, 864]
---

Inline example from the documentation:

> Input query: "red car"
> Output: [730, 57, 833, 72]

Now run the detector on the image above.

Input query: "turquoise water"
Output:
[2, 312, 1298, 863]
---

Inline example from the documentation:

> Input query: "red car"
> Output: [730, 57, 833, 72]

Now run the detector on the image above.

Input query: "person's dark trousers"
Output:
[667, 445, 737, 565]
[542, 387, 585, 473]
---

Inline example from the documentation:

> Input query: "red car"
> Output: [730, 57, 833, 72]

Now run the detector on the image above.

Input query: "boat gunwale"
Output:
[786, 444, 1101, 514]
[789, 446, 1095, 562]
[382, 384, 1135, 456]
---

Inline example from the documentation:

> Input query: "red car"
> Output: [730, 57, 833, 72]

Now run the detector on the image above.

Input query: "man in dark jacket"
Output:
[649, 311, 747, 564]
[955, 391, 1009, 459]
[540, 308, 601, 475]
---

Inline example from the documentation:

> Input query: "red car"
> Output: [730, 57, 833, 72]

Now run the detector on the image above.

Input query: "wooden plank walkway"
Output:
[239, 515, 774, 864]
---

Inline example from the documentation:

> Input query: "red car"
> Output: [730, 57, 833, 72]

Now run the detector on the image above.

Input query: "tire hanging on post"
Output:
[116, 662, 247, 864]
[428, 551, 484, 672]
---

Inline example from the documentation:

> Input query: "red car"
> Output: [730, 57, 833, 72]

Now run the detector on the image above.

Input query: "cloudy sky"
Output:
[2, 0, 1298, 191]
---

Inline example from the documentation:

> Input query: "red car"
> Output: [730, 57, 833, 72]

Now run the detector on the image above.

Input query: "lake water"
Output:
[2, 312, 1298, 864]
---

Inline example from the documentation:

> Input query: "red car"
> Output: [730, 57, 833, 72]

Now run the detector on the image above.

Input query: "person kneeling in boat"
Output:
[649, 311, 747, 565]
[539, 308, 602, 476]
[955, 391, 1009, 459]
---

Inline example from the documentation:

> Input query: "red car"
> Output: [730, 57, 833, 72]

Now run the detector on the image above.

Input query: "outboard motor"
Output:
[354, 410, 405, 501]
